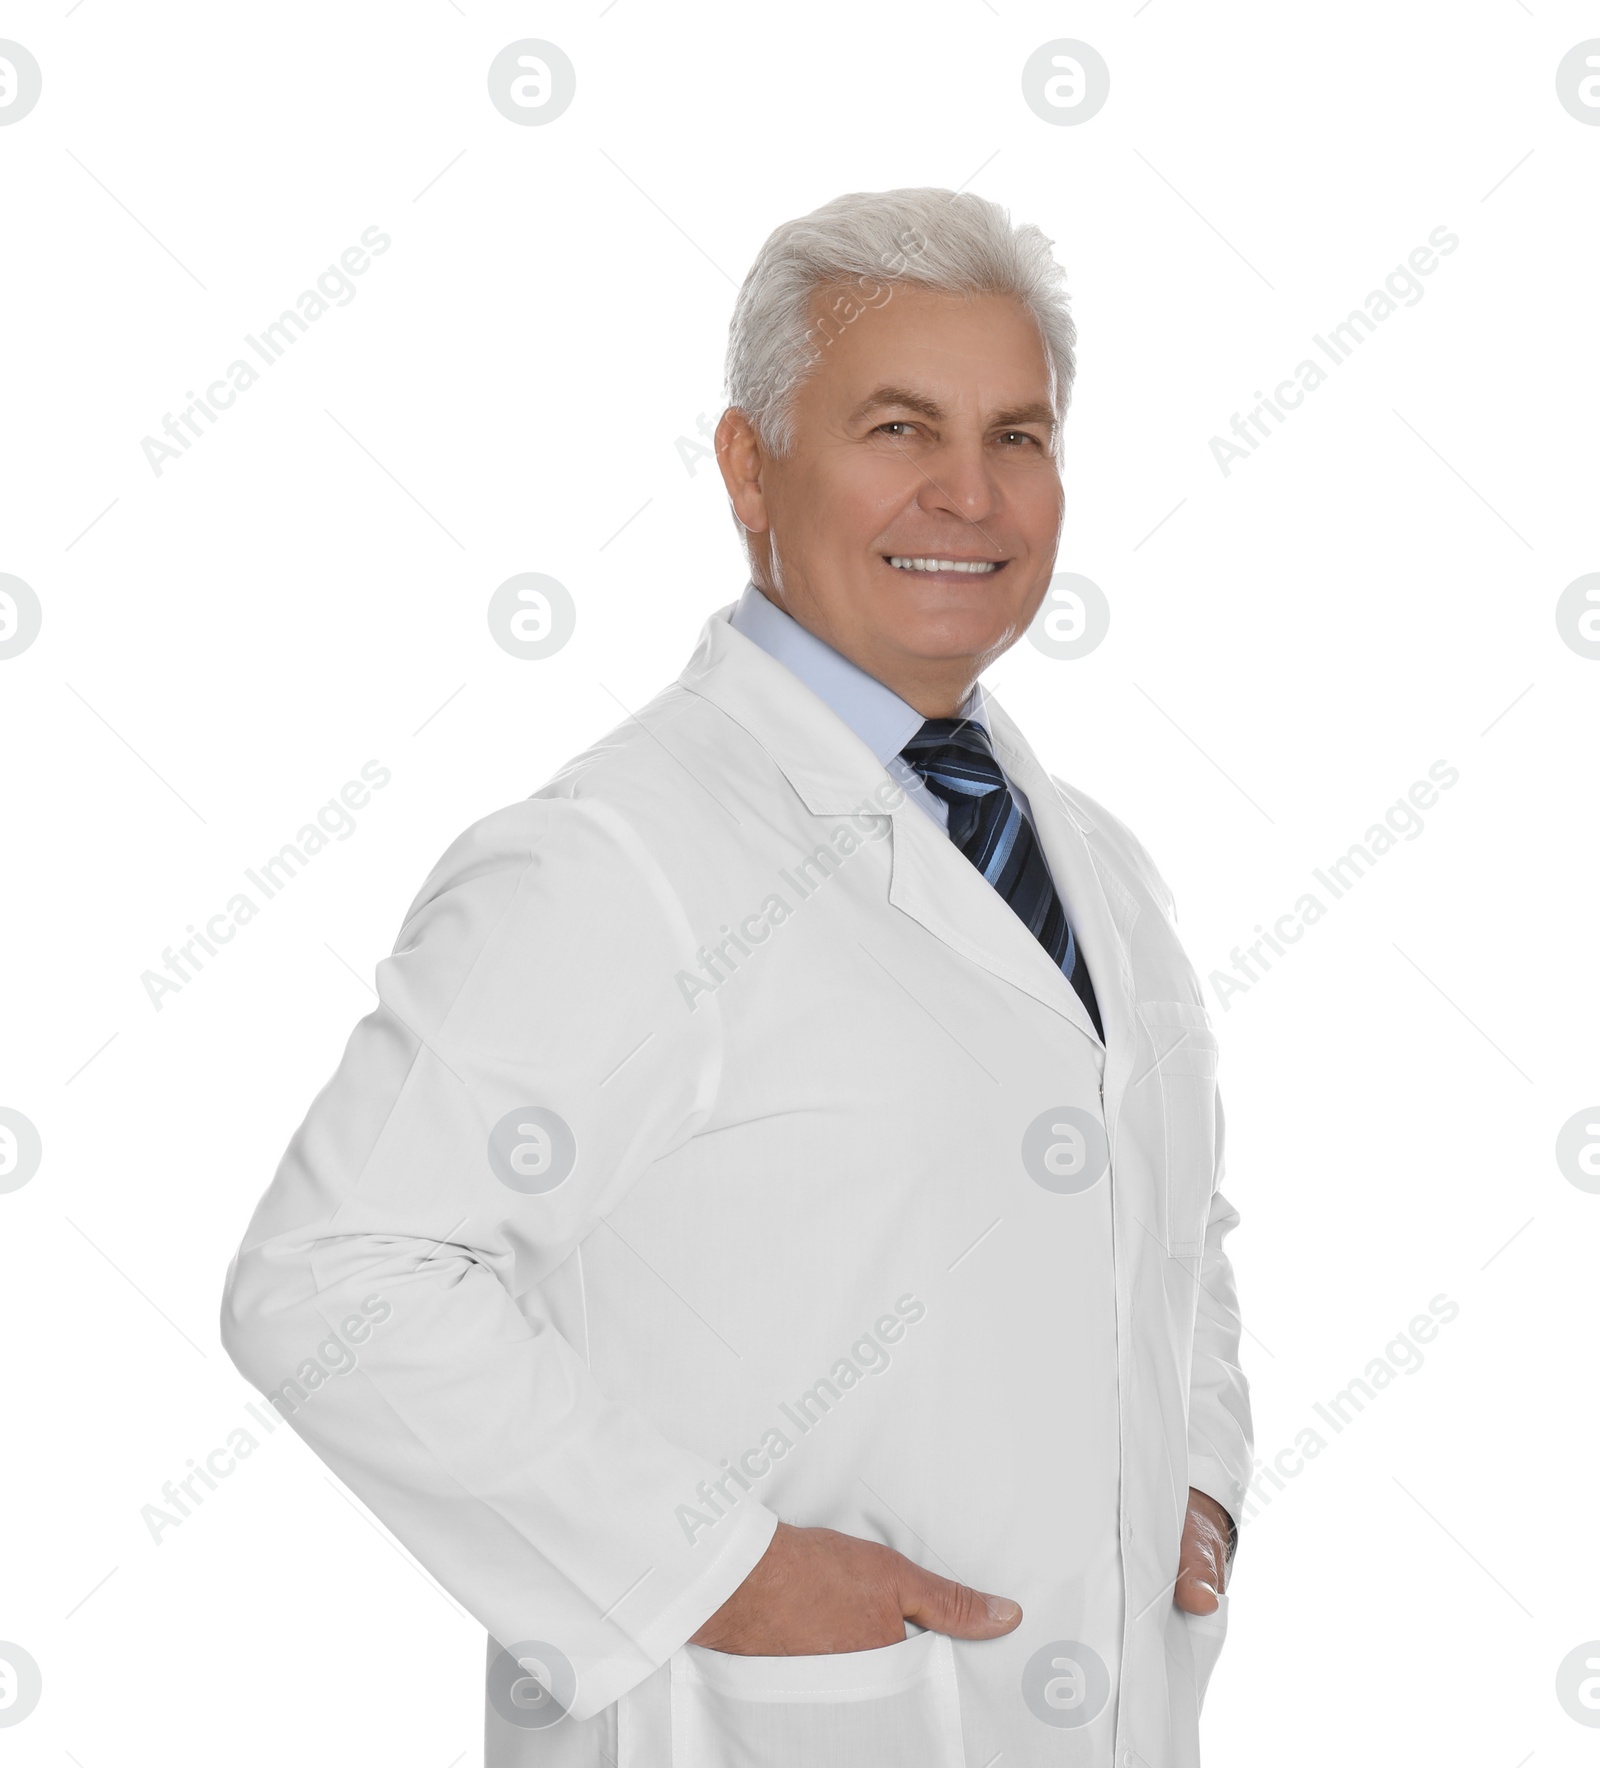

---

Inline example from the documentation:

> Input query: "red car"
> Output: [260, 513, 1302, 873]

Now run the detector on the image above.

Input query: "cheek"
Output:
[1010, 471, 1064, 543]
[824, 458, 922, 543]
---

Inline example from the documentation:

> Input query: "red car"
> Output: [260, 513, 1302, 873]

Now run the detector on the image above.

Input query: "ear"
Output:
[715, 408, 770, 534]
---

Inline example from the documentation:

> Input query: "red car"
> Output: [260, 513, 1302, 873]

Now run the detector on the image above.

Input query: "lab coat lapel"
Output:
[881, 801, 1106, 1043]
[678, 607, 1118, 1045]
[982, 695, 1145, 1125]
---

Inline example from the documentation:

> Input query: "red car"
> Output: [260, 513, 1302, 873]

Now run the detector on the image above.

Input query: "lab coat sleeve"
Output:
[219, 792, 780, 1723]
[1184, 1089, 1254, 1534]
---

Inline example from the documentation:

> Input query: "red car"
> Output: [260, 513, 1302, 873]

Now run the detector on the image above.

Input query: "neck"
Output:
[751, 582, 981, 719]
[891, 674, 978, 720]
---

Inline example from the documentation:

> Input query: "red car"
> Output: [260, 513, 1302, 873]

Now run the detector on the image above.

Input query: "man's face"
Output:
[722, 281, 1065, 698]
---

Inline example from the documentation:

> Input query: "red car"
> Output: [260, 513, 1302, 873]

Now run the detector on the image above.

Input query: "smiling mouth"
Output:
[885, 556, 1006, 575]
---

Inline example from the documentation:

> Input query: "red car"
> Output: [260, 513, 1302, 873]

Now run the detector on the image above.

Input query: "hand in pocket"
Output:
[1173, 1487, 1234, 1614]
[689, 1521, 1024, 1656]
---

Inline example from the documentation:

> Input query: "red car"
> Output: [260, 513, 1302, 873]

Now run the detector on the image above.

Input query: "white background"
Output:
[2, 2, 1597, 1762]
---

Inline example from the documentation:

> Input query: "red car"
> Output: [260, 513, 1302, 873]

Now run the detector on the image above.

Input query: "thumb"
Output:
[1173, 1569, 1220, 1614]
[899, 1560, 1023, 1640]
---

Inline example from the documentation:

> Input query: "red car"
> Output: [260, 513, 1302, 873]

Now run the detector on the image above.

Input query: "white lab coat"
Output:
[221, 602, 1252, 1767]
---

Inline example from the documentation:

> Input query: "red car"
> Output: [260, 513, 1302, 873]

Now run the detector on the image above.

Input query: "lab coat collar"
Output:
[679, 604, 1136, 1065]
[680, 602, 911, 817]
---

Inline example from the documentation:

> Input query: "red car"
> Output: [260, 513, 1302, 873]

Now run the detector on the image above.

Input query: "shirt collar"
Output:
[728, 582, 987, 766]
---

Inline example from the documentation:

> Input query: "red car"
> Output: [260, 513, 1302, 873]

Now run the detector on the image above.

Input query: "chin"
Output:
[877, 578, 1025, 650]
[893, 610, 1020, 662]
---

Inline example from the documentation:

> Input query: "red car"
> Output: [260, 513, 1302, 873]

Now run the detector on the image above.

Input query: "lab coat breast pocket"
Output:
[663, 1629, 964, 1768]
[1137, 1000, 1220, 1258]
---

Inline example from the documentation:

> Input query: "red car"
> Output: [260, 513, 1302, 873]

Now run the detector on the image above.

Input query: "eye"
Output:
[872, 420, 918, 438]
[997, 429, 1042, 448]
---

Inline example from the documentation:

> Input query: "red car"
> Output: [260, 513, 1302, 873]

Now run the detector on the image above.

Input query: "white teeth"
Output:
[887, 557, 1001, 574]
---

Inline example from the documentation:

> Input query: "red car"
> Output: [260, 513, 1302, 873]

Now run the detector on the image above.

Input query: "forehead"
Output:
[798, 281, 1055, 412]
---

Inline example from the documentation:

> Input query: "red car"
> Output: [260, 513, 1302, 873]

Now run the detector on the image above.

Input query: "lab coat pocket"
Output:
[667, 1627, 965, 1768]
[1183, 1587, 1230, 1712]
[1138, 1000, 1220, 1257]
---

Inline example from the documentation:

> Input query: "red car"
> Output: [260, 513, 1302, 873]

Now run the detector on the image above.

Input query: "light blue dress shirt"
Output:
[728, 581, 1039, 834]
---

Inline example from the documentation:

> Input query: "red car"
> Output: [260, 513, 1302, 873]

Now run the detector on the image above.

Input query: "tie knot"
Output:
[899, 718, 1006, 801]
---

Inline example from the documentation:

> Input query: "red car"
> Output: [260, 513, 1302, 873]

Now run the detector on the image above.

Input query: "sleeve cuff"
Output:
[1188, 1455, 1248, 1550]
[565, 1499, 781, 1722]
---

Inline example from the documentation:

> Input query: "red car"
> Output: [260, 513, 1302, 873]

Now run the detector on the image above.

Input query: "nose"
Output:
[912, 433, 1003, 541]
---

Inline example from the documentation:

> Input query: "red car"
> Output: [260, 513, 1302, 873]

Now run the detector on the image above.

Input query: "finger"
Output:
[899, 1562, 1022, 1639]
[1172, 1519, 1225, 1614]
[1172, 1565, 1220, 1614]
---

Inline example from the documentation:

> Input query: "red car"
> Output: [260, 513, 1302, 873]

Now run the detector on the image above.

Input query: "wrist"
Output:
[1190, 1487, 1238, 1566]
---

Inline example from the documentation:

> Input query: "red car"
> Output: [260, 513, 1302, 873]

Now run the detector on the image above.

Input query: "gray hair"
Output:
[724, 187, 1076, 459]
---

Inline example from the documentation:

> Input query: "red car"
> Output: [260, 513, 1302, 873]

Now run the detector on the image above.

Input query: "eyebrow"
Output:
[989, 401, 1057, 430]
[847, 386, 1057, 431]
[848, 385, 944, 424]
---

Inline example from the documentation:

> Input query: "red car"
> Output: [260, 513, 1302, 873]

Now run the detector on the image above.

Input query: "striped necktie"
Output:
[900, 718, 1105, 1042]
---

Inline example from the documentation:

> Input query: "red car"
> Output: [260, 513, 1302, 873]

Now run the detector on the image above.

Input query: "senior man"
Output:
[221, 187, 1252, 1767]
